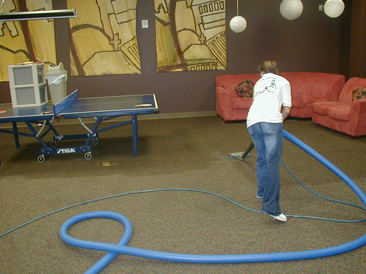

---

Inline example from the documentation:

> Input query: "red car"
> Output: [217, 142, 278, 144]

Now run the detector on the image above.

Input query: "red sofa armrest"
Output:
[216, 86, 234, 121]
[350, 99, 366, 136]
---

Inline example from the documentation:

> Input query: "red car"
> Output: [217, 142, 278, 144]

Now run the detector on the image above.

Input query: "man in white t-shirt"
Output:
[247, 60, 292, 222]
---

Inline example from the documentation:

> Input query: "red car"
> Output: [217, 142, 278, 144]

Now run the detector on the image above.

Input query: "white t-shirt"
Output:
[247, 73, 292, 128]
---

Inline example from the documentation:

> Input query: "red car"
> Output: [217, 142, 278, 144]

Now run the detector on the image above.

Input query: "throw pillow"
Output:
[352, 87, 366, 101]
[235, 79, 254, 98]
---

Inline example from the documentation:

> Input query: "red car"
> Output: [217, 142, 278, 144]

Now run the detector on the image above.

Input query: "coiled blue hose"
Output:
[59, 130, 366, 273]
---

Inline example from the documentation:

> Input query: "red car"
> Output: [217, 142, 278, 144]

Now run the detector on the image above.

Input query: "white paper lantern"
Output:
[324, 0, 345, 18]
[280, 0, 304, 20]
[230, 16, 247, 33]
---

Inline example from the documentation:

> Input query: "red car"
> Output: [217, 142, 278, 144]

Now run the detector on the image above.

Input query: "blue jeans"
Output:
[247, 122, 283, 216]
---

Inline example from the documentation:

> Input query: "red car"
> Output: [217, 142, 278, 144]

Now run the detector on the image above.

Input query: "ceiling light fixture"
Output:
[323, 0, 345, 18]
[280, 0, 304, 20]
[229, 0, 247, 33]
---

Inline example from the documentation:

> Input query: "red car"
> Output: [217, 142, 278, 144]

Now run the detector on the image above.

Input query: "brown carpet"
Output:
[1, 116, 366, 274]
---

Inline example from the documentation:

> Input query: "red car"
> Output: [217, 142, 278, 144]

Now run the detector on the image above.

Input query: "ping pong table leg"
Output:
[12, 122, 20, 149]
[24, 121, 52, 150]
[132, 114, 138, 157]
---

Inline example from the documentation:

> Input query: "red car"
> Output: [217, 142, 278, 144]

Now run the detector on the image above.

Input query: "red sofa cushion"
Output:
[327, 104, 351, 121]
[313, 101, 335, 115]
[280, 72, 345, 103]
[313, 101, 350, 121]
[232, 98, 253, 110]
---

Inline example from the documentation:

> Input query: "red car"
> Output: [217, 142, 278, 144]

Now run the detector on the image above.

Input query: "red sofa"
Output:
[312, 77, 366, 137]
[216, 72, 345, 122]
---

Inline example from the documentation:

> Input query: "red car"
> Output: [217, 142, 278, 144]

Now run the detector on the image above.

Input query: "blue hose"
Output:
[59, 130, 366, 273]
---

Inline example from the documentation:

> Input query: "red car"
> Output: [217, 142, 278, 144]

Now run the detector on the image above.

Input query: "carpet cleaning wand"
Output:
[228, 141, 255, 160]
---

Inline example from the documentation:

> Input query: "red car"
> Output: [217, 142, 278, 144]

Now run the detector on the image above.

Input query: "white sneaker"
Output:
[272, 213, 287, 222]
[262, 210, 287, 222]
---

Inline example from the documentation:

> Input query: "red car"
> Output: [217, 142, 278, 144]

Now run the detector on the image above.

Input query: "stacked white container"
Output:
[8, 63, 48, 108]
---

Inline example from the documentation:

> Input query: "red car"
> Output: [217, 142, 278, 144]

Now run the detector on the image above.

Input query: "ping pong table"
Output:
[0, 90, 158, 163]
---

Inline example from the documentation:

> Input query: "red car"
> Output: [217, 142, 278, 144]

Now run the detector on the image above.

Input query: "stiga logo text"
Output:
[57, 148, 76, 154]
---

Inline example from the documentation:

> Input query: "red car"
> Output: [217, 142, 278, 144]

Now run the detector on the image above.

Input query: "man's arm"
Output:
[282, 106, 291, 121]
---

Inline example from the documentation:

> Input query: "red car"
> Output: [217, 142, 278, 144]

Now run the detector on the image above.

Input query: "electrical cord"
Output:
[0, 188, 258, 238]
[1, 180, 365, 239]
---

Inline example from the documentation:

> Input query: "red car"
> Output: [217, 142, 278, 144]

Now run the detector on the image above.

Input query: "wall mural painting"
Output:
[67, 0, 141, 76]
[0, 0, 57, 82]
[154, 0, 226, 72]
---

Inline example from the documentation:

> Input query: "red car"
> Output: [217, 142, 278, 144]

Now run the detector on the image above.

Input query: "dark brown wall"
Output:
[349, 0, 366, 78]
[0, 0, 355, 114]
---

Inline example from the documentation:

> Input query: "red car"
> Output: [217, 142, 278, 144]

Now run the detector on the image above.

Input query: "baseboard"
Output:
[141, 111, 217, 120]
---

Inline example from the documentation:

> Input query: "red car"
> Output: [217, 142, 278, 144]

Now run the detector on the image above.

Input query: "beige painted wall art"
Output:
[155, 0, 226, 72]
[67, 0, 141, 76]
[0, 0, 57, 82]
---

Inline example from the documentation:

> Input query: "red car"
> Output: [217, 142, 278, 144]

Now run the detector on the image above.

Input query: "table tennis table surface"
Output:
[0, 90, 158, 121]
[0, 103, 54, 123]
[54, 89, 158, 118]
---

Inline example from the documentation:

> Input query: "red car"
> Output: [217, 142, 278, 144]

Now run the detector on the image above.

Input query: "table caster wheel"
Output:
[92, 138, 98, 145]
[37, 155, 45, 163]
[84, 152, 92, 160]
